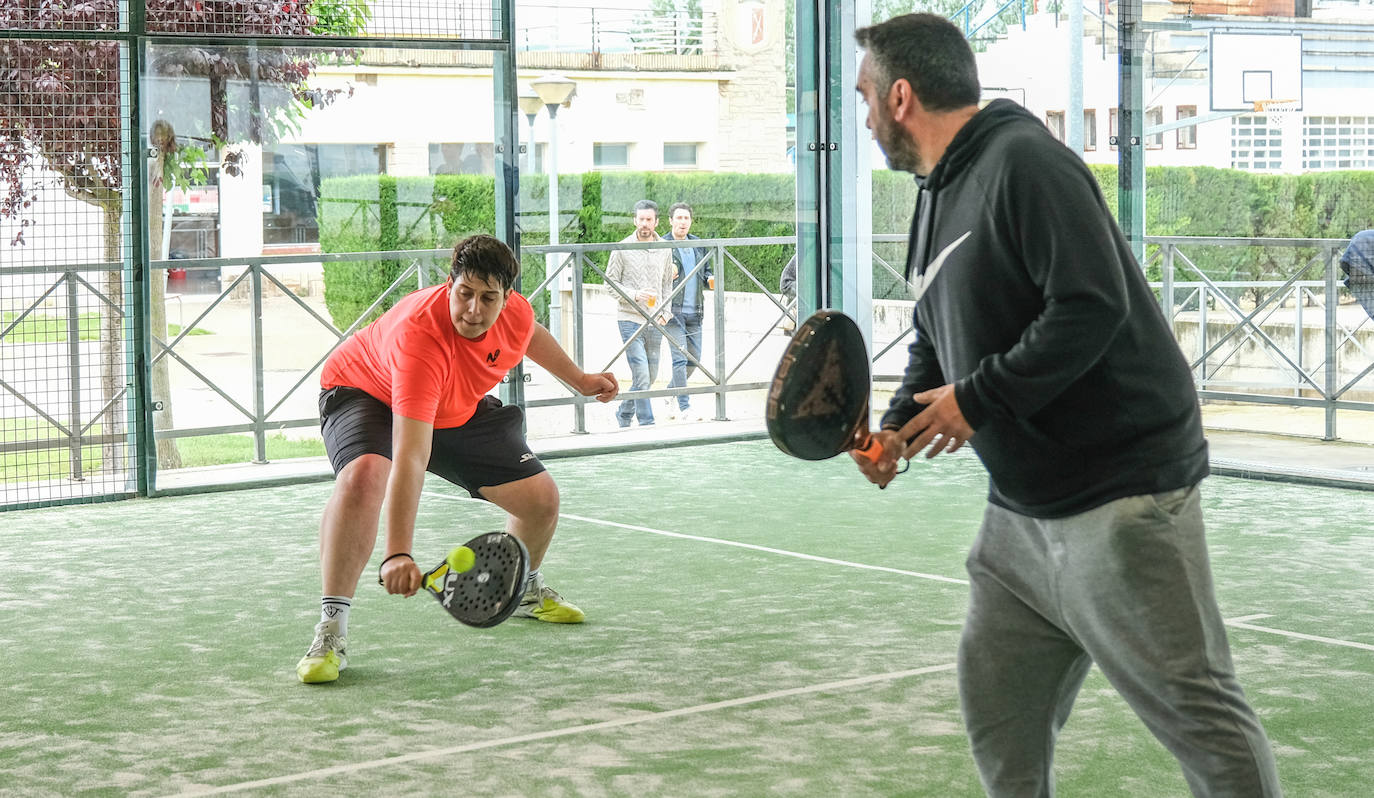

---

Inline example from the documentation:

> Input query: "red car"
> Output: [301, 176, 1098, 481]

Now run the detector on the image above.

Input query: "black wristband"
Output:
[377, 552, 413, 585]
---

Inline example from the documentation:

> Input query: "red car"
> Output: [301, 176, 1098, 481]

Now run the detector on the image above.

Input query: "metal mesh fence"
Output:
[0, 1, 121, 32]
[145, 0, 501, 41]
[0, 38, 135, 508]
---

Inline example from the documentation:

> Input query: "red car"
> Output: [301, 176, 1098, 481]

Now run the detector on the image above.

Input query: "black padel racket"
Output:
[767, 310, 905, 481]
[421, 531, 529, 628]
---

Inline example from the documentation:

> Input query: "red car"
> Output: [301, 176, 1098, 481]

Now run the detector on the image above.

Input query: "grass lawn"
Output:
[1, 418, 324, 482]
[0, 311, 102, 343]
[175, 432, 325, 467]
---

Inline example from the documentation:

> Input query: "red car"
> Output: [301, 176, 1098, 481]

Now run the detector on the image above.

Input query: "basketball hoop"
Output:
[1253, 99, 1300, 127]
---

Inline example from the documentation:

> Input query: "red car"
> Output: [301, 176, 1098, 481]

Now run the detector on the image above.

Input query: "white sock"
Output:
[525, 569, 541, 593]
[321, 596, 352, 637]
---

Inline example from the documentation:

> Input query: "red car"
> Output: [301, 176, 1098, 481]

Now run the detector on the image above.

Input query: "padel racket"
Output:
[421, 531, 529, 628]
[767, 309, 905, 481]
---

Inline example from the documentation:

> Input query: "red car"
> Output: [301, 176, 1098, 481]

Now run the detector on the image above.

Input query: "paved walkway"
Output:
[1201, 404, 1374, 491]
[155, 402, 1374, 494]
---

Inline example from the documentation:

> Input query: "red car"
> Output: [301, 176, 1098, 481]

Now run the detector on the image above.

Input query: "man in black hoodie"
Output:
[852, 14, 1281, 797]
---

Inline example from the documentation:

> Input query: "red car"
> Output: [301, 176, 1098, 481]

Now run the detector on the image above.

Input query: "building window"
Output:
[663, 142, 699, 168]
[430, 143, 494, 175]
[593, 143, 630, 168]
[1083, 109, 1097, 151]
[1176, 106, 1198, 150]
[1046, 110, 1065, 142]
[262, 143, 385, 246]
[1109, 108, 1118, 151]
[1231, 115, 1284, 171]
[1146, 106, 1164, 150]
[1303, 116, 1374, 170]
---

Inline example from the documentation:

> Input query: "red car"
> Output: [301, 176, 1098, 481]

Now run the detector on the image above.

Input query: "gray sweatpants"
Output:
[958, 484, 1282, 797]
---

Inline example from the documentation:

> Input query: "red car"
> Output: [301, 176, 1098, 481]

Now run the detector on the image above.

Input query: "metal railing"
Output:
[115, 238, 792, 485]
[869, 236, 1374, 441]
[950, 0, 1029, 44]
[0, 261, 131, 489]
[522, 236, 797, 433]
[6, 234, 1373, 505]
[1150, 236, 1369, 440]
[516, 6, 716, 56]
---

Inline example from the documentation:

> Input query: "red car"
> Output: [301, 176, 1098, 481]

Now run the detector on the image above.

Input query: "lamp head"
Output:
[517, 89, 544, 119]
[530, 73, 577, 108]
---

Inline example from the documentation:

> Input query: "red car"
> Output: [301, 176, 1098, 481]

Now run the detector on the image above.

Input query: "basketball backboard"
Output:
[1209, 32, 1303, 112]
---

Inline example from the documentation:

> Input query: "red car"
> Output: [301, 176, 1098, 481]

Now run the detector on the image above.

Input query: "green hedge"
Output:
[319, 168, 1374, 327]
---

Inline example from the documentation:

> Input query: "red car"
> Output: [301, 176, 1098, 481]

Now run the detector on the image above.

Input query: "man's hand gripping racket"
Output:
[766, 310, 909, 487]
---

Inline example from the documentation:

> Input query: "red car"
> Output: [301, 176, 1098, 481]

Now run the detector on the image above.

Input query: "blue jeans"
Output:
[616, 319, 662, 426]
[665, 311, 702, 410]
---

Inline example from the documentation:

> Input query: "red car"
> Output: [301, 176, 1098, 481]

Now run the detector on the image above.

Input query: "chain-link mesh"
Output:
[0, 38, 135, 508]
[0, 1, 121, 32]
[146, 0, 502, 41]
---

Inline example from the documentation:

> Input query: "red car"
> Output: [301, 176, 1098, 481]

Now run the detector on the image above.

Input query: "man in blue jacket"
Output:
[1340, 229, 1374, 317]
[851, 14, 1282, 797]
[662, 202, 712, 420]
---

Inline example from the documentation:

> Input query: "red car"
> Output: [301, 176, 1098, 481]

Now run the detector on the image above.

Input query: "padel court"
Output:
[3, 440, 1371, 796]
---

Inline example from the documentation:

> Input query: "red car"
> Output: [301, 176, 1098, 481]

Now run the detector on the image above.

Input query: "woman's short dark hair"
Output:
[449, 234, 520, 291]
[854, 13, 981, 113]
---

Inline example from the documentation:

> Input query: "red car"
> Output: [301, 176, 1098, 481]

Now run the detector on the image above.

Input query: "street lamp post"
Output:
[529, 74, 576, 344]
[517, 89, 542, 177]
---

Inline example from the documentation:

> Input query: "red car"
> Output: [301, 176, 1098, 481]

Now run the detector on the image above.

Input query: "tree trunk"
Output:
[100, 201, 126, 475]
[146, 162, 183, 469]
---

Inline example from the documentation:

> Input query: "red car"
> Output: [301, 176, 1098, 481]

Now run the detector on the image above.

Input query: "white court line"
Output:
[421, 491, 969, 586]
[426, 492, 1374, 650]
[1226, 614, 1374, 652]
[167, 663, 957, 796]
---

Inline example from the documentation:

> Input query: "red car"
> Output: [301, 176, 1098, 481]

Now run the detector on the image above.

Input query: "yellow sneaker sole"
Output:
[296, 651, 342, 684]
[530, 599, 585, 624]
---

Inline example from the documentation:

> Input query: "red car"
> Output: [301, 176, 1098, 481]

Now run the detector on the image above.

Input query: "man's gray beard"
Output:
[883, 135, 921, 175]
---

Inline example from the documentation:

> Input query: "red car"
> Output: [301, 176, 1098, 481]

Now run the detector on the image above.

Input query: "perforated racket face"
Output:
[423, 532, 529, 628]
[766, 310, 873, 461]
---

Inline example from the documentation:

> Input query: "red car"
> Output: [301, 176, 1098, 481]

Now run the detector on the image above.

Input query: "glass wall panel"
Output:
[0, 36, 135, 508]
[858, 6, 1374, 441]
[513, 0, 796, 436]
[140, 42, 496, 486]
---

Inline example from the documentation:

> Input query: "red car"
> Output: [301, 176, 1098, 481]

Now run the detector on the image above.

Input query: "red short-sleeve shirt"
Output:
[321, 284, 535, 428]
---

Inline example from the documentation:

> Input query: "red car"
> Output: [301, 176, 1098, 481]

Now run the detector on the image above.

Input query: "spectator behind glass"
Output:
[605, 199, 674, 427]
[662, 202, 712, 420]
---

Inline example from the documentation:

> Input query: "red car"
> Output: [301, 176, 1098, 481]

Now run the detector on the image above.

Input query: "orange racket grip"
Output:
[853, 434, 884, 464]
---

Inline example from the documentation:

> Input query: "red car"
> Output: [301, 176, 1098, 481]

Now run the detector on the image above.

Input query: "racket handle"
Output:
[854, 433, 893, 490]
[853, 434, 883, 464]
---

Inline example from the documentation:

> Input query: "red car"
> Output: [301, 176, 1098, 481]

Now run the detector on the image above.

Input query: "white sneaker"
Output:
[662, 398, 678, 420]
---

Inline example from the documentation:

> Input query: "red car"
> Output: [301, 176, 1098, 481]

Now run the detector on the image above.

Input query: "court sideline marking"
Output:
[425, 492, 1374, 651]
[1224, 614, 1374, 652]
[423, 491, 970, 586]
[167, 663, 958, 796]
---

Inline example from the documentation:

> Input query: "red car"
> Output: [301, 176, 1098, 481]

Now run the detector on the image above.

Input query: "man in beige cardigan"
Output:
[605, 199, 675, 427]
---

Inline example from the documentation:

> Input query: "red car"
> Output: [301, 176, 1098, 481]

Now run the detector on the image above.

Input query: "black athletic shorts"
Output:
[318, 386, 545, 497]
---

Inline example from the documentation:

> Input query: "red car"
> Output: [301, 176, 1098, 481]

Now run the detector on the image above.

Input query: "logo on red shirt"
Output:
[486, 349, 501, 364]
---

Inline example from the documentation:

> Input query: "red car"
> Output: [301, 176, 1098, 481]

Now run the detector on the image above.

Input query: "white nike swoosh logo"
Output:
[908, 231, 972, 301]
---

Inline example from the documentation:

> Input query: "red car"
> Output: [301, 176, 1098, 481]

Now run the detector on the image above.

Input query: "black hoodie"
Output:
[880, 99, 1208, 518]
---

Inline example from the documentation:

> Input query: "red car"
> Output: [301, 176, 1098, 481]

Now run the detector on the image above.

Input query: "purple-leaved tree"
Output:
[0, 0, 365, 470]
